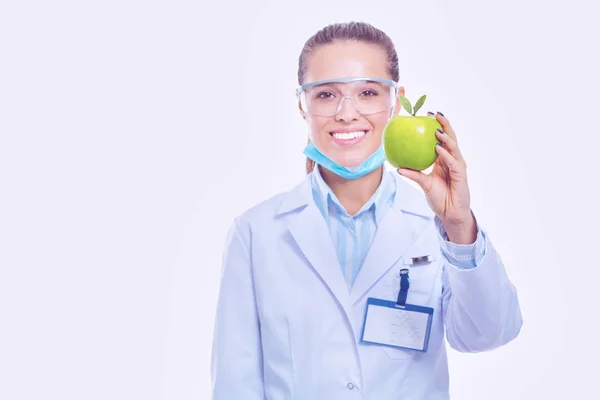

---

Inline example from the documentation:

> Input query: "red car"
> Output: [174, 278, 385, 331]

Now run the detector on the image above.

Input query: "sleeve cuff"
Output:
[434, 213, 487, 269]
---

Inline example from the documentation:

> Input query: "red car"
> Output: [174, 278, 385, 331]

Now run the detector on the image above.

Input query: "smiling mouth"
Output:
[329, 130, 368, 140]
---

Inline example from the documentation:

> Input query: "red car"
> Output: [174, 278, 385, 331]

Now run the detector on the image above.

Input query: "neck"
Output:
[318, 165, 384, 216]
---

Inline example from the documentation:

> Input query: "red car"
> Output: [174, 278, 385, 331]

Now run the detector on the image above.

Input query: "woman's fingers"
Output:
[429, 111, 464, 162]
[435, 128, 463, 162]
[435, 112, 457, 142]
[435, 143, 463, 174]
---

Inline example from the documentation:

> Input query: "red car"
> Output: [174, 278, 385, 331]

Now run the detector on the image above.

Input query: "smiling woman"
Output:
[296, 27, 403, 175]
[211, 20, 523, 400]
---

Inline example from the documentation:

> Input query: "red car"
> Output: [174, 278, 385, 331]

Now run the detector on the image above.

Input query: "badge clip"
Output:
[406, 254, 433, 267]
[396, 268, 410, 307]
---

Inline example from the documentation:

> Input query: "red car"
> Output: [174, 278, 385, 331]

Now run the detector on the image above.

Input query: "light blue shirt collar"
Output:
[311, 165, 396, 224]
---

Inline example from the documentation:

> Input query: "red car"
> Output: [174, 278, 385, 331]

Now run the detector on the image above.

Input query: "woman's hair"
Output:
[297, 21, 400, 174]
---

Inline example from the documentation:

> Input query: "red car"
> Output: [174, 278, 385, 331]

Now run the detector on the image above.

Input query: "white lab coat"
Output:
[211, 169, 522, 400]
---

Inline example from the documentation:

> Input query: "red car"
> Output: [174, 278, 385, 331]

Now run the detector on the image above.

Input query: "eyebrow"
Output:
[309, 80, 387, 90]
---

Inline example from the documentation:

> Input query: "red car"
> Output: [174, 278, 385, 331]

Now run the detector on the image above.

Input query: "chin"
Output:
[333, 152, 371, 168]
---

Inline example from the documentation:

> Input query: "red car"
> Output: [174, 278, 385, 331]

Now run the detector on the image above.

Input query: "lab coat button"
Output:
[347, 382, 355, 390]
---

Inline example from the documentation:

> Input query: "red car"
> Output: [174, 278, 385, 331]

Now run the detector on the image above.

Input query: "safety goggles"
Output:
[296, 77, 399, 117]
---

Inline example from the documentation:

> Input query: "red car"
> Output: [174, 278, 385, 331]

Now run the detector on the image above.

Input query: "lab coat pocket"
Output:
[391, 248, 441, 307]
[380, 251, 441, 360]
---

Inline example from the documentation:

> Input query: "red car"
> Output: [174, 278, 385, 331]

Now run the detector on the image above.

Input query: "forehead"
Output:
[303, 40, 390, 83]
[303, 78, 390, 94]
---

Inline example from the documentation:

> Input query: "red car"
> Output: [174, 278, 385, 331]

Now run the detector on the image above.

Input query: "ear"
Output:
[297, 96, 307, 120]
[393, 86, 406, 116]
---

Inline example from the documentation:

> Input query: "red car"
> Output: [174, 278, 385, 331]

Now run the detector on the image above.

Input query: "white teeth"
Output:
[332, 131, 366, 140]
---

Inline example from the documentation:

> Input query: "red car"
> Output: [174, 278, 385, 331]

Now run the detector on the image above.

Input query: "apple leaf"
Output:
[413, 95, 427, 115]
[399, 95, 412, 115]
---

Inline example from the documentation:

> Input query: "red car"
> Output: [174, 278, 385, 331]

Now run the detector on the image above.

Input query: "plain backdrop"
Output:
[1, 0, 599, 399]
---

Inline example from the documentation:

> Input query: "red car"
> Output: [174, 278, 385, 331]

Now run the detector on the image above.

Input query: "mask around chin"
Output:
[303, 140, 386, 180]
[337, 155, 367, 171]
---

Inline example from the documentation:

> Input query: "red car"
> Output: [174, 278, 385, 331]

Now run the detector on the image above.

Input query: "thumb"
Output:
[397, 168, 428, 189]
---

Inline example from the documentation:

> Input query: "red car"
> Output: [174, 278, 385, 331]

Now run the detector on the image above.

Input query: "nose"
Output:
[335, 96, 360, 122]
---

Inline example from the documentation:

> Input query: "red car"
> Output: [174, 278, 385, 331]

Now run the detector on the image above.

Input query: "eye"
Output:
[360, 89, 379, 97]
[316, 91, 335, 99]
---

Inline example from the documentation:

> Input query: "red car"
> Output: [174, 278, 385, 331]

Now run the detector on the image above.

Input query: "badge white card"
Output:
[360, 297, 434, 352]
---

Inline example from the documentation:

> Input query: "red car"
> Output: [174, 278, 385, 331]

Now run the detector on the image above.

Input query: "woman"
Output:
[211, 21, 522, 399]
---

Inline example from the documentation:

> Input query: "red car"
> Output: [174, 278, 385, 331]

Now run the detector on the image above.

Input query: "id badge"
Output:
[360, 297, 434, 352]
[360, 266, 434, 352]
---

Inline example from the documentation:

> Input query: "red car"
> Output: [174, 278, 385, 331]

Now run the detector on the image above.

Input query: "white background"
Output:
[1, 0, 598, 399]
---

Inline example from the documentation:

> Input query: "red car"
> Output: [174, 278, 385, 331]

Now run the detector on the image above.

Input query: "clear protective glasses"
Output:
[296, 77, 399, 117]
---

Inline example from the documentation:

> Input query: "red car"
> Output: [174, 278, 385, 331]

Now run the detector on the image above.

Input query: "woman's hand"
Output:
[397, 111, 477, 244]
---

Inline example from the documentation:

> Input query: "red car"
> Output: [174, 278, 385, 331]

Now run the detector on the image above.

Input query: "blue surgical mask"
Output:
[303, 140, 386, 180]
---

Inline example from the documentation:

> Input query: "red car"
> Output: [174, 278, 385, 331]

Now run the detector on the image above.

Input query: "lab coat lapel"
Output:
[278, 174, 355, 331]
[287, 204, 353, 314]
[350, 173, 435, 305]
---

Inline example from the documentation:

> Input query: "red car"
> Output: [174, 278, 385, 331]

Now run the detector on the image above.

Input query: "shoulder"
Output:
[233, 173, 312, 231]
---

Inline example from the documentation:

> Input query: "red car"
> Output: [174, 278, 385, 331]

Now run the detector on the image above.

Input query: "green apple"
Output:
[382, 94, 442, 171]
